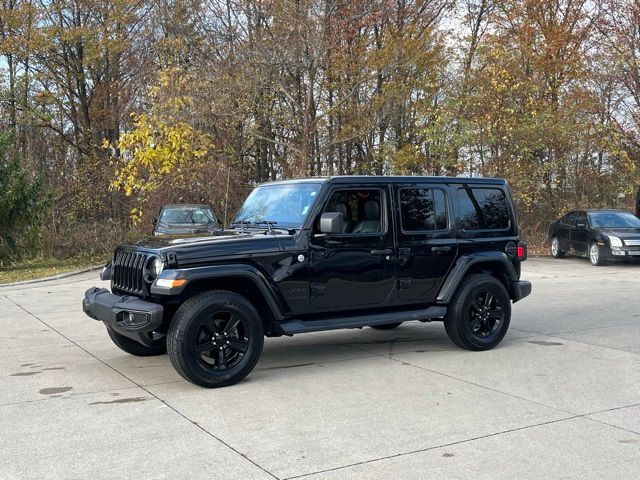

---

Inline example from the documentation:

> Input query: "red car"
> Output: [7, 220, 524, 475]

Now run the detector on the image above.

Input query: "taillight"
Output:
[517, 242, 527, 261]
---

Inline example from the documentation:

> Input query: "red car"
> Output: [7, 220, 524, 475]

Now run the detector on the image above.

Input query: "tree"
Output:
[110, 66, 214, 222]
[0, 130, 49, 264]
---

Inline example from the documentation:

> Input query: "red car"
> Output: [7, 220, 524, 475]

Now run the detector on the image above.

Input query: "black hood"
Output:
[594, 227, 640, 239]
[137, 228, 287, 248]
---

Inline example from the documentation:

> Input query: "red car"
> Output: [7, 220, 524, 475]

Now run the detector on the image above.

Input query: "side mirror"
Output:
[319, 212, 344, 234]
[152, 218, 157, 226]
[576, 223, 586, 229]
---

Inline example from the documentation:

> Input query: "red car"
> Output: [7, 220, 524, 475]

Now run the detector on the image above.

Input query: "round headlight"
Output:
[144, 256, 165, 282]
[153, 257, 165, 277]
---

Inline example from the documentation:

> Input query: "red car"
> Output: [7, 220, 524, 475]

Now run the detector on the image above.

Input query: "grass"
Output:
[0, 255, 106, 284]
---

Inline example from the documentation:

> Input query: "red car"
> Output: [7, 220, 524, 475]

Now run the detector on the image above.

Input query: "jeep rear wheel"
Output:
[106, 328, 167, 356]
[444, 274, 511, 351]
[167, 290, 264, 388]
[370, 322, 403, 330]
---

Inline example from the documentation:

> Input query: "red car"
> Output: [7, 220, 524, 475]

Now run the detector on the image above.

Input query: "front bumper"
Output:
[608, 246, 640, 258]
[511, 280, 532, 303]
[82, 287, 164, 344]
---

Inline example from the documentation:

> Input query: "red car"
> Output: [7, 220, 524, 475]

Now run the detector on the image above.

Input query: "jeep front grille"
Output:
[624, 239, 640, 246]
[112, 250, 149, 296]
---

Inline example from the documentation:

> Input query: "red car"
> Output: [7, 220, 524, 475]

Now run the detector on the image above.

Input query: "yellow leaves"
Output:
[110, 67, 214, 222]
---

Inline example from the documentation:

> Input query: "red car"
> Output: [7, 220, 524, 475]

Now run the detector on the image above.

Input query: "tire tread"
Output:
[167, 290, 263, 387]
[444, 274, 511, 351]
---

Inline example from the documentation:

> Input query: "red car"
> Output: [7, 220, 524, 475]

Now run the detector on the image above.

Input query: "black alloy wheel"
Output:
[194, 311, 250, 370]
[444, 274, 511, 351]
[468, 291, 504, 338]
[167, 290, 264, 388]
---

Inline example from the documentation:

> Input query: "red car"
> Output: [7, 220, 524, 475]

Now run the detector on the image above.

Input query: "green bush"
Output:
[0, 131, 50, 265]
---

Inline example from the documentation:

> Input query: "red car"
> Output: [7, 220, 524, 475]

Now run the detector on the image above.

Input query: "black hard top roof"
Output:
[261, 175, 507, 186]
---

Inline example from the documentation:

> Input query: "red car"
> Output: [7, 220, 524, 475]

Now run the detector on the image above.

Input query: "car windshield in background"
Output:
[233, 183, 323, 228]
[589, 211, 640, 228]
[160, 207, 216, 224]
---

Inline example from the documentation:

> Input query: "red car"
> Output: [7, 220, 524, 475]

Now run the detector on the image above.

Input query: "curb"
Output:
[0, 265, 104, 288]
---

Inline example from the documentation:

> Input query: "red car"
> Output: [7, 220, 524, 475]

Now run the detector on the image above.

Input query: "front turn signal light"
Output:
[155, 278, 187, 288]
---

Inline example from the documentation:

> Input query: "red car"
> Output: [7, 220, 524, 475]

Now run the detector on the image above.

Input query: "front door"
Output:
[395, 184, 457, 303]
[308, 186, 396, 311]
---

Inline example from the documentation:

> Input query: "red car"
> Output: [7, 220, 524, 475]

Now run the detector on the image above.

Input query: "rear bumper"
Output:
[511, 280, 532, 303]
[82, 287, 164, 344]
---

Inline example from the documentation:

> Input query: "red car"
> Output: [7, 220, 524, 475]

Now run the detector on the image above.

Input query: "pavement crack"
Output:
[4, 296, 281, 480]
[284, 415, 581, 480]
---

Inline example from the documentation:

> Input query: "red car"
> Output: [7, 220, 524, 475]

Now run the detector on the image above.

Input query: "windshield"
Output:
[233, 183, 323, 228]
[589, 211, 640, 229]
[160, 206, 216, 224]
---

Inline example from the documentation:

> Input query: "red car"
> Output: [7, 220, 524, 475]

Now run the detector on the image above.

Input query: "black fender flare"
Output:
[436, 251, 518, 303]
[150, 264, 286, 320]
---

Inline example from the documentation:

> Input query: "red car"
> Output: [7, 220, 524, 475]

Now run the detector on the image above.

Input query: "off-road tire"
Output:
[444, 274, 511, 351]
[167, 290, 264, 388]
[106, 328, 167, 356]
[370, 322, 403, 330]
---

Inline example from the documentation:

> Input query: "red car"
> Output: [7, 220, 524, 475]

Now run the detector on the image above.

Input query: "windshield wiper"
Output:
[230, 220, 294, 234]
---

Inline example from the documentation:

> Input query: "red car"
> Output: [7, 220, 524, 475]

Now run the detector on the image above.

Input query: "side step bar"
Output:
[279, 306, 447, 335]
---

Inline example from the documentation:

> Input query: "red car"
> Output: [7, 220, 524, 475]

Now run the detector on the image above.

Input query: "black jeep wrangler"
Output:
[83, 176, 531, 388]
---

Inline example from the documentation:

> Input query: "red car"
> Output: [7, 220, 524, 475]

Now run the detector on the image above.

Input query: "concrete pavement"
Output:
[0, 257, 639, 479]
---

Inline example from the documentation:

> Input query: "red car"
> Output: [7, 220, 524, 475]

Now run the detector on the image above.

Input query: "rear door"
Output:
[394, 184, 457, 303]
[556, 212, 577, 252]
[570, 211, 589, 256]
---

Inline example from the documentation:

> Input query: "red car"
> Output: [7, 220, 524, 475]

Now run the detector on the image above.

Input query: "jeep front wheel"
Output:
[167, 290, 264, 388]
[106, 328, 167, 356]
[444, 274, 511, 351]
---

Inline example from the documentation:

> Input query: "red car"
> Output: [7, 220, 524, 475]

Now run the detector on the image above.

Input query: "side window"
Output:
[561, 212, 577, 225]
[320, 189, 385, 234]
[457, 187, 510, 230]
[575, 211, 587, 226]
[399, 188, 448, 232]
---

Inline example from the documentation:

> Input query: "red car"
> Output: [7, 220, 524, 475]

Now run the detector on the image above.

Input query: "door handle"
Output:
[431, 246, 452, 253]
[370, 249, 393, 255]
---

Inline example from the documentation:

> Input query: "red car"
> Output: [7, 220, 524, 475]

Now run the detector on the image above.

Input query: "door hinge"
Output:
[166, 252, 178, 268]
[310, 284, 326, 297]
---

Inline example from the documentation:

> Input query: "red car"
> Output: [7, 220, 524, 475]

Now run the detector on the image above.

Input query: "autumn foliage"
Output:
[1, 0, 639, 258]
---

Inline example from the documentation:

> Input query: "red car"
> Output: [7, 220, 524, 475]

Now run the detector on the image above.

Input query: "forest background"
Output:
[1, 0, 640, 266]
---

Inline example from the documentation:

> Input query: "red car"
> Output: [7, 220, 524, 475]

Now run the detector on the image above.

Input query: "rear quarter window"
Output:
[457, 187, 510, 231]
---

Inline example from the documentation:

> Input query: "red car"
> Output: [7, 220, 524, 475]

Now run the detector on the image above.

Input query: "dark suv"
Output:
[83, 176, 531, 388]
